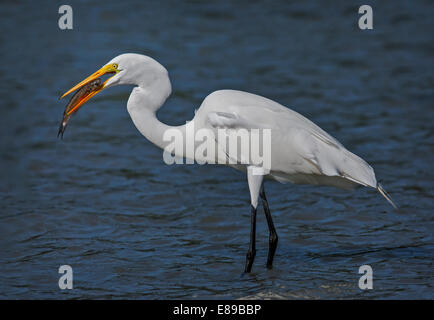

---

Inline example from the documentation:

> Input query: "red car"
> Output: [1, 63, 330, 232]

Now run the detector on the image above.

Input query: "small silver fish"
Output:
[58, 78, 102, 139]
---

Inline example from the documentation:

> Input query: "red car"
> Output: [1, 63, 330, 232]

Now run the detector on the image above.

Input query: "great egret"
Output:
[60, 53, 397, 273]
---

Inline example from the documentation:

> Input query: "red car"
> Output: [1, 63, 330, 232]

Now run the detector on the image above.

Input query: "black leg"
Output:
[244, 205, 257, 273]
[260, 183, 278, 269]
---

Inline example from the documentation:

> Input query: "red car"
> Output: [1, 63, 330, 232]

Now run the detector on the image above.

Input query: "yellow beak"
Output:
[60, 64, 119, 100]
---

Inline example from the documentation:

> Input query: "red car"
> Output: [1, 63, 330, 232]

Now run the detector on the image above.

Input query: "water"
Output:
[0, 0, 433, 299]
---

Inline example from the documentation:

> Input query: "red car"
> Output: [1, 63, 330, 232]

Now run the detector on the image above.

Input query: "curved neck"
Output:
[126, 77, 188, 154]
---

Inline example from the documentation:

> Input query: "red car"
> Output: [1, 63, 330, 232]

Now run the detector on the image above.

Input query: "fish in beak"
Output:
[58, 63, 120, 138]
[58, 78, 102, 139]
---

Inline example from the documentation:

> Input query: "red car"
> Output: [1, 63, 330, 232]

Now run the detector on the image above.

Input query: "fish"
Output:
[58, 78, 102, 139]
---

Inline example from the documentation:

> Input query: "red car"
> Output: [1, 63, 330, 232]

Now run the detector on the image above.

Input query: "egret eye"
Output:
[113, 63, 118, 69]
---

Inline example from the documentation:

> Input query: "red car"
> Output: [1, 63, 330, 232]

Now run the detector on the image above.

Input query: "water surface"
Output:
[0, 0, 433, 299]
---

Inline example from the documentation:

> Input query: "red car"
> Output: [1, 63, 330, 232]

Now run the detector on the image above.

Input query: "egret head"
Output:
[59, 53, 168, 114]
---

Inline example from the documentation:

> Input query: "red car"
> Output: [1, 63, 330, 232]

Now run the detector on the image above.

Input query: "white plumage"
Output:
[199, 89, 377, 190]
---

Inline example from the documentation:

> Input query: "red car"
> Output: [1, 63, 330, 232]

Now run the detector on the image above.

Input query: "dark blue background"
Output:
[0, 0, 432, 298]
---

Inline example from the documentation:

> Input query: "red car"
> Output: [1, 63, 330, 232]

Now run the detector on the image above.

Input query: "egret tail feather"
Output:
[377, 183, 398, 210]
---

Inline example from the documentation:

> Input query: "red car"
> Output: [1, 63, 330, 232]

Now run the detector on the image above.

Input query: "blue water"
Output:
[0, 0, 433, 299]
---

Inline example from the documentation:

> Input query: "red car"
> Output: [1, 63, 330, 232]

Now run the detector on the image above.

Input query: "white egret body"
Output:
[60, 53, 397, 272]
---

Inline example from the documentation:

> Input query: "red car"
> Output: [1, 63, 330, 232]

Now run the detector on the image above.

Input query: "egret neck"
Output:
[126, 72, 188, 157]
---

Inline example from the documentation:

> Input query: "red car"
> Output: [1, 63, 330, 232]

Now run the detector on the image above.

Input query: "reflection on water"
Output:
[0, 1, 433, 299]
